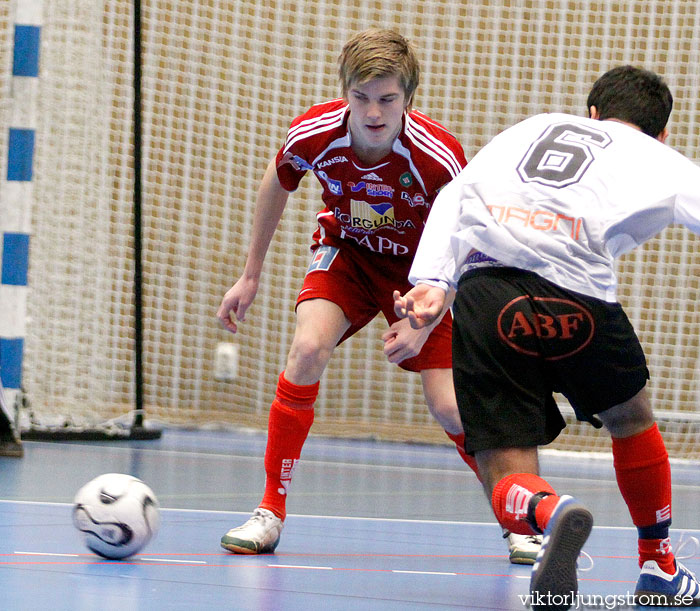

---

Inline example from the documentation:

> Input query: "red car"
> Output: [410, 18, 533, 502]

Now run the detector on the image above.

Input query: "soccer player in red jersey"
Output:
[216, 28, 541, 562]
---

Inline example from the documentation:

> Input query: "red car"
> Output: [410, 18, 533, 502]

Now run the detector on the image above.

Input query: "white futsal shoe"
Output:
[505, 530, 544, 565]
[221, 507, 284, 554]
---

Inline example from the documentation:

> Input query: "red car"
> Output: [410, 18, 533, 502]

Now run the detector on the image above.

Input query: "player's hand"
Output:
[382, 317, 430, 364]
[393, 286, 446, 329]
[216, 276, 259, 334]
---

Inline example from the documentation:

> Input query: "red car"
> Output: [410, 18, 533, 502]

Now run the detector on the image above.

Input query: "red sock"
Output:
[612, 423, 674, 572]
[492, 473, 557, 535]
[638, 538, 674, 573]
[259, 372, 318, 521]
[445, 431, 481, 480]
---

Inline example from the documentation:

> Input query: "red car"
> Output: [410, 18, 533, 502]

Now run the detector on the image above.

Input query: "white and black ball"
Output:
[73, 473, 160, 559]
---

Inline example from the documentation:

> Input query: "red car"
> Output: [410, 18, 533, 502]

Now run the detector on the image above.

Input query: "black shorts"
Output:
[452, 267, 649, 454]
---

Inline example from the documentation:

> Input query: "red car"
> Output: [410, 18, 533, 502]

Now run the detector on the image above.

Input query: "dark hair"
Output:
[586, 66, 673, 137]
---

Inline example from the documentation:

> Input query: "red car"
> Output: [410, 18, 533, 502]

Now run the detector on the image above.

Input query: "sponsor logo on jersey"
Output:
[336, 201, 417, 233]
[338, 226, 410, 256]
[279, 151, 313, 172]
[401, 191, 427, 207]
[497, 296, 594, 360]
[317, 155, 348, 169]
[317, 169, 343, 196]
[279, 152, 344, 195]
[399, 172, 413, 187]
[361, 172, 382, 181]
[348, 181, 394, 198]
[487, 204, 584, 241]
[350, 200, 395, 230]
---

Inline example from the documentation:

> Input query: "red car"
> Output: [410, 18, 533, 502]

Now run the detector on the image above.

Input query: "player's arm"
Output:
[216, 158, 290, 333]
[409, 177, 464, 289]
[674, 162, 700, 236]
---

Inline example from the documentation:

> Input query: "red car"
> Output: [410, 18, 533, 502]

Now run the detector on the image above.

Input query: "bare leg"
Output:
[420, 368, 462, 434]
[475, 446, 540, 499]
[284, 298, 351, 385]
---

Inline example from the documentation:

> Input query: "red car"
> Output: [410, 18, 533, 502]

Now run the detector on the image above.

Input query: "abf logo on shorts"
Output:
[497, 296, 594, 360]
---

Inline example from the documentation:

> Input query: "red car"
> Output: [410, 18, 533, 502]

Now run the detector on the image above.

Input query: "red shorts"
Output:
[296, 243, 452, 372]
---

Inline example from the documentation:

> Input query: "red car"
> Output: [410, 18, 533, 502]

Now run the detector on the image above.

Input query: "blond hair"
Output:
[338, 29, 420, 108]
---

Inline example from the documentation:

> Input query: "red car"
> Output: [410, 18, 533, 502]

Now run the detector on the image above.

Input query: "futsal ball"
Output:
[73, 473, 160, 559]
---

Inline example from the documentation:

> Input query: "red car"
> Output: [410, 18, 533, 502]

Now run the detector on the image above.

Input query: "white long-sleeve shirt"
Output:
[409, 113, 700, 302]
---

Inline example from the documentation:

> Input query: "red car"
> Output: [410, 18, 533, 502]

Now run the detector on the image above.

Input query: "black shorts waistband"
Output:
[458, 265, 538, 285]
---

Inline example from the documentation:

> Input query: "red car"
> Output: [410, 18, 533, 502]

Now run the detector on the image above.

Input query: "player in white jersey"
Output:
[216, 28, 541, 563]
[394, 66, 700, 607]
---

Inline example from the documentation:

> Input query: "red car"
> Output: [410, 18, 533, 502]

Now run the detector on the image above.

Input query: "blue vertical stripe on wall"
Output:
[12, 24, 41, 77]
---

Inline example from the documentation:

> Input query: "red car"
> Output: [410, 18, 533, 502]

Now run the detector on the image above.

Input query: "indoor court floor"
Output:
[1, 428, 699, 610]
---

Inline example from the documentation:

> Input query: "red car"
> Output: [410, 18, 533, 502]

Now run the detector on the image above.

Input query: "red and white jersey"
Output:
[275, 99, 466, 259]
[410, 112, 700, 301]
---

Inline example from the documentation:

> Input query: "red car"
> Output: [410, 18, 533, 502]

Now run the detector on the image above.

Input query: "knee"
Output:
[425, 397, 462, 435]
[598, 388, 655, 438]
[287, 335, 333, 374]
